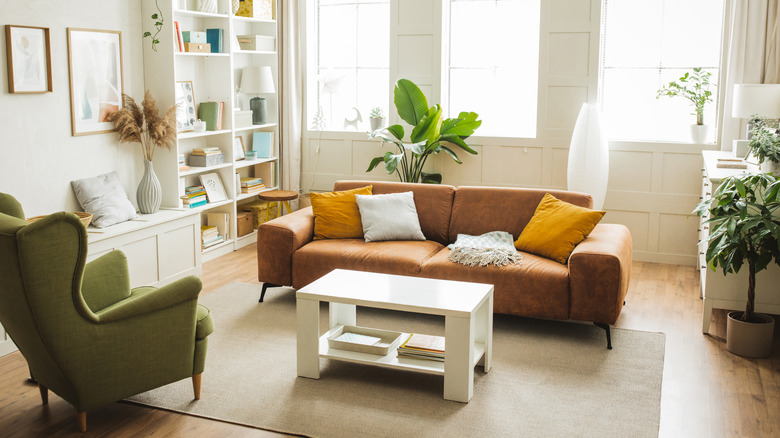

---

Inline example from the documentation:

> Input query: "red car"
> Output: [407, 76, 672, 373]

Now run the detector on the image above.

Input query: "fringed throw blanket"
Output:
[447, 231, 522, 267]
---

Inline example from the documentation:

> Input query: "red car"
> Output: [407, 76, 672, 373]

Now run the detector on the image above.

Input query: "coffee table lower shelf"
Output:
[318, 327, 486, 376]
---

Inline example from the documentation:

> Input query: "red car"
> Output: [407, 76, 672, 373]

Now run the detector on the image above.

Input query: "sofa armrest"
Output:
[257, 206, 314, 286]
[568, 224, 632, 325]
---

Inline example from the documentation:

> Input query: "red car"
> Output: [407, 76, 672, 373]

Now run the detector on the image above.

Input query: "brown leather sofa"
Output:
[257, 180, 632, 348]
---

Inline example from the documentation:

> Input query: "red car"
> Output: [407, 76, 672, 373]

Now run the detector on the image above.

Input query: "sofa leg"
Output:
[259, 283, 281, 303]
[39, 383, 48, 405]
[76, 411, 87, 433]
[594, 322, 613, 349]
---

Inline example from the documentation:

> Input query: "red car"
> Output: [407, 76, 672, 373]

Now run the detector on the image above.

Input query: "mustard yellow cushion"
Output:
[514, 193, 605, 264]
[310, 185, 373, 240]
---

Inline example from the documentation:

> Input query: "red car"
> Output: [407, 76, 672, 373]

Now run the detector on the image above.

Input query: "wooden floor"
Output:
[0, 244, 778, 437]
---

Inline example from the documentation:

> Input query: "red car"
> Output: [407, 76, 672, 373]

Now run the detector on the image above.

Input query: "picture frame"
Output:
[234, 136, 245, 160]
[199, 172, 228, 203]
[67, 28, 123, 136]
[175, 80, 196, 132]
[5, 25, 52, 93]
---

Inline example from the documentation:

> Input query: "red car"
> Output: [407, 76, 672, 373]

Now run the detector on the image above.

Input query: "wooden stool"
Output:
[257, 190, 298, 222]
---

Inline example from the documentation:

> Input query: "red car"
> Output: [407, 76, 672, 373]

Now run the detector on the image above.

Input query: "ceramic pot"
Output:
[726, 311, 775, 358]
[759, 160, 780, 176]
[198, 0, 217, 13]
[690, 124, 709, 144]
[369, 117, 385, 131]
[137, 159, 162, 214]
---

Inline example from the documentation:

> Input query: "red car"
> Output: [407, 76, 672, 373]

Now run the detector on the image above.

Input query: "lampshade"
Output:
[567, 103, 609, 210]
[240, 66, 275, 94]
[732, 84, 780, 118]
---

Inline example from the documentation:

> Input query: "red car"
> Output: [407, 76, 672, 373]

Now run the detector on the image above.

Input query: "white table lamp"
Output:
[241, 66, 275, 124]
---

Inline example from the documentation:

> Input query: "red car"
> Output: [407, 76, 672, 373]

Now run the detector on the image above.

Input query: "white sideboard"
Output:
[699, 151, 780, 333]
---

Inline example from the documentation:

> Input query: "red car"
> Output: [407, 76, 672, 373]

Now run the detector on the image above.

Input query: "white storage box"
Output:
[326, 325, 403, 356]
[235, 110, 253, 128]
[237, 35, 275, 52]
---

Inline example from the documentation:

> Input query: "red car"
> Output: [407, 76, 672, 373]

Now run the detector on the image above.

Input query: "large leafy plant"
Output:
[748, 118, 780, 164]
[694, 173, 780, 322]
[366, 79, 481, 184]
[656, 67, 713, 125]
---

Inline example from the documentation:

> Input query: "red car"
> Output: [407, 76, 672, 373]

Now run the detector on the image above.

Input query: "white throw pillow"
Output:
[71, 172, 137, 228]
[355, 191, 426, 242]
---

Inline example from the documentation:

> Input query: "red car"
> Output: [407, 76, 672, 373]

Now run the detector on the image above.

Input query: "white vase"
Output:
[369, 117, 385, 131]
[137, 159, 162, 214]
[759, 160, 780, 175]
[690, 124, 708, 144]
[198, 0, 217, 13]
[567, 103, 609, 210]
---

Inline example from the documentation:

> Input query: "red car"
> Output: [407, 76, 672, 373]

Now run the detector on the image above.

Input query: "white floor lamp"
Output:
[567, 103, 609, 210]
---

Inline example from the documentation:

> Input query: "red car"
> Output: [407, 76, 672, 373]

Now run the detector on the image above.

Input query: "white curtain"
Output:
[720, 0, 780, 151]
[278, 0, 304, 201]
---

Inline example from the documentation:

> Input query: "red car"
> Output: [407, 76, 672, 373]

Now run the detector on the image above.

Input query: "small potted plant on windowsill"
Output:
[657, 67, 714, 144]
[694, 173, 779, 358]
[748, 118, 780, 174]
[369, 107, 385, 131]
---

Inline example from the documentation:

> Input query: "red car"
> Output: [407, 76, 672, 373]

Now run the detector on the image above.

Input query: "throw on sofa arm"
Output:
[568, 224, 632, 325]
[257, 206, 315, 287]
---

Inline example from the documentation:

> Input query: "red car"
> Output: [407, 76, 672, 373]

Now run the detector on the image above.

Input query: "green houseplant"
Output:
[748, 119, 780, 174]
[693, 173, 779, 357]
[366, 79, 481, 184]
[656, 67, 713, 143]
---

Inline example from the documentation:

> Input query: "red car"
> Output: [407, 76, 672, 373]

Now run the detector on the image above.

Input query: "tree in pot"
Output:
[694, 173, 780, 357]
[656, 67, 713, 144]
[366, 79, 481, 184]
[748, 118, 780, 174]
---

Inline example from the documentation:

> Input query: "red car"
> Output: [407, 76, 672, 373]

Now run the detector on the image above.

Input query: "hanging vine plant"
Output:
[143, 0, 165, 52]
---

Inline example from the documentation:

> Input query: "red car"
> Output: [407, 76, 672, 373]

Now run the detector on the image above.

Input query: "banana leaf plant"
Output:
[693, 173, 780, 322]
[366, 79, 481, 184]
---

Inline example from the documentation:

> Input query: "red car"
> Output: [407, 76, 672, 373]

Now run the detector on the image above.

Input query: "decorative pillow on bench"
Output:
[355, 191, 425, 242]
[514, 193, 605, 263]
[71, 172, 137, 228]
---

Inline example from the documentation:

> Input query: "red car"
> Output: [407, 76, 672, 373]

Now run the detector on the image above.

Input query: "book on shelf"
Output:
[206, 28, 223, 53]
[192, 147, 222, 155]
[182, 194, 207, 204]
[174, 21, 184, 52]
[178, 153, 190, 171]
[397, 333, 445, 362]
[252, 131, 273, 158]
[198, 102, 224, 131]
[240, 177, 263, 187]
[241, 184, 266, 194]
[202, 235, 224, 249]
[207, 212, 230, 239]
[185, 199, 208, 209]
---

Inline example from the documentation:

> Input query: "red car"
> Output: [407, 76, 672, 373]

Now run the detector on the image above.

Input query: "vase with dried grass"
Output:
[107, 91, 176, 214]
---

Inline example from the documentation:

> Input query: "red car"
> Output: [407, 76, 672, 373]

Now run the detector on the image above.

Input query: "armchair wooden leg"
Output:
[192, 373, 202, 400]
[76, 411, 87, 433]
[38, 383, 48, 405]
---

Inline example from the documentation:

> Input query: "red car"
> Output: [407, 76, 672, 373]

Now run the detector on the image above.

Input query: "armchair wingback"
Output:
[0, 194, 213, 432]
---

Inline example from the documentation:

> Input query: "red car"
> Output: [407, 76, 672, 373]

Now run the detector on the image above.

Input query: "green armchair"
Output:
[0, 193, 214, 432]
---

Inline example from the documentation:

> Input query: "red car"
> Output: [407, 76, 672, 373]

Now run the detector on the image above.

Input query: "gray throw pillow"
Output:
[71, 172, 137, 228]
[355, 191, 426, 242]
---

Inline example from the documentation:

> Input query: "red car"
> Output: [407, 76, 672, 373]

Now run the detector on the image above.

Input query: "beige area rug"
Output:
[127, 283, 665, 438]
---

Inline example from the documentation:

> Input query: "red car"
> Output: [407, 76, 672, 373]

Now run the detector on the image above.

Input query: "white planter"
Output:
[759, 160, 780, 175]
[690, 124, 709, 144]
[726, 312, 775, 358]
[369, 117, 385, 131]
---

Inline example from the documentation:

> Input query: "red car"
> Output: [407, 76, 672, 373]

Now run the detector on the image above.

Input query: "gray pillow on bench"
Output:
[71, 172, 137, 228]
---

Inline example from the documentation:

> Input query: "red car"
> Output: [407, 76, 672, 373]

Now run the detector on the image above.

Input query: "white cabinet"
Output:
[141, 0, 282, 262]
[699, 151, 780, 333]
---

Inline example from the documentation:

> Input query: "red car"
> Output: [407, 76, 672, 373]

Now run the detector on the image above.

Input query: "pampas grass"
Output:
[108, 91, 176, 161]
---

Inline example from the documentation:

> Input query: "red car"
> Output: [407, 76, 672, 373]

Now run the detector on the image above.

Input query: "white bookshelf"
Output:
[142, 0, 281, 257]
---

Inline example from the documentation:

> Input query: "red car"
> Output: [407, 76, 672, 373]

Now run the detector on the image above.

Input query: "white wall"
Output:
[0, 0, 145, 216]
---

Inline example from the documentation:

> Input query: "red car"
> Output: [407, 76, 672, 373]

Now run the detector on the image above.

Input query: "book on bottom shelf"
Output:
[397, 333, 445, 362]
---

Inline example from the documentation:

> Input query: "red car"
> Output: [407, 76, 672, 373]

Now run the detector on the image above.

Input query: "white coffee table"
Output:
[296, 269, 494, 403]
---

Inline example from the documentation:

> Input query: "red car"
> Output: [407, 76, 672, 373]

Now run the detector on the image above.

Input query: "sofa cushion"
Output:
[420, 248, 571, 320]
[310, 185, 372, 240]
[356, 192, 425, 242]
[292, 239, 444, 289]
[334, 181, 455, 245]
[514, 193, 605, 264]
[449, 186, 593, 243]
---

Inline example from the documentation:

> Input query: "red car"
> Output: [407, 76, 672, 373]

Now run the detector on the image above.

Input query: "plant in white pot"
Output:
[657, 67, 714, 144]
[369, 106, 385, 131]
[748, 118, 780, 175]
[694, 173, 780, 357]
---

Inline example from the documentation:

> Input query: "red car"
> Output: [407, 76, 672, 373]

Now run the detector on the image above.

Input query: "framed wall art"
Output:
[199, 172, 228, 203]
[175, 80, 196, 132]
[67, 28, 124, 136]
[5, 25, 52, 93]
[233, 136, 245, 160]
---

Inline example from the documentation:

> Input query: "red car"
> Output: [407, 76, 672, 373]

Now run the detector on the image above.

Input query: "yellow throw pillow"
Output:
[514, 193, 605, 264]
[310, 185, 373, 240]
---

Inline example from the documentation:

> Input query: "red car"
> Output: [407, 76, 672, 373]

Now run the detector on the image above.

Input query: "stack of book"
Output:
[240, 177, 266, 194]
[178, 153, 189, 172]
[181, 185, 207, 208]
[201, 225, 224, 249]
[198, 102, 224, 131]
[397, 333, 445, 362]
[192, 147, 221, 156]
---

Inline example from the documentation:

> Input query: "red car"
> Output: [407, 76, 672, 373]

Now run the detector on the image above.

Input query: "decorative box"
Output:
[242, 200, 277, 227]
[184, 42, 211, 53]
[237, 35, 275, 52]
[189, 153, 224, 167]
[235, 110, 253, 128]
[236, 212, 254, 237]
[182, 31, 207, 44]
[236, 0, 274, 19]
[326, 325, 403, 356]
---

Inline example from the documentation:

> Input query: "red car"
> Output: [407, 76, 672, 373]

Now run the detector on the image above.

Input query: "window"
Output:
[600, 0, 725, 143]
[306, 0, 390, 131]
[446, 0, 541, 138]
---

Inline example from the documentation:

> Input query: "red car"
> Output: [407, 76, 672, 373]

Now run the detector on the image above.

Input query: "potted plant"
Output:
[369, 107, 385, 131]
[748, 118, 780, 174]
[366, 79, 481, 184]
[694, 173, 779, 357]
[656, 67, 713, 144]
